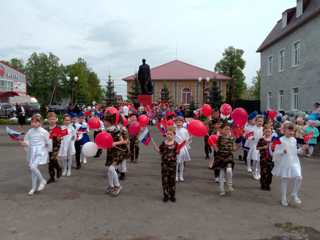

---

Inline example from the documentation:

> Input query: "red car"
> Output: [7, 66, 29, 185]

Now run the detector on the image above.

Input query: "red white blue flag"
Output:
[6, 127, 23, 141]
[138, 127, 151, 145]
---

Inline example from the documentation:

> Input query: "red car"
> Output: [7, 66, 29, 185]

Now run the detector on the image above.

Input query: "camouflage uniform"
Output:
[129, 135, 139, 162]
[47, 126, 62, 181]
[214, 136, 234, 169]
[257, 138, 274, 190]
[105, 126, 128, 166]
[159, 141, 177, 199]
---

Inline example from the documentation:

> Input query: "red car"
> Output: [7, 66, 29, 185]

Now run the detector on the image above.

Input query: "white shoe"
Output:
[227, 185, 234, 192]
[83, 158, 87, 164]
[67, 170, 71, 177]
[28, 189, 36, 195]
[292, 195, 302, 205]
[179, 176, 184, 182]
[37, 181, 46, 192]
[62, 170, 67, 177]
[112, 185, 122, 196]
[247, 168, 252, 173]
[253, 173, 259, 180]
[220, 191, 226, 196]
[176, 176, 179, 182]
[281, 199, 288, 207]
[215, 177, 220, 183]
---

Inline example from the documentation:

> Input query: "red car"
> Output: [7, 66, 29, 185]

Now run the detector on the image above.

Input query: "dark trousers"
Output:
[130, 139, 139, 162]
[75, 140, 82, 168]
[94, 130, 102, 157]
[204, 136, 211, 159]
[161, 161, 176, 198]
[48, 152, 62, 180]
[260, 162, 273, 190]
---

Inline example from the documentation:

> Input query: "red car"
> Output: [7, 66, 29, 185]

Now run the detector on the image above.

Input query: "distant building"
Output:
[0, 61, 27, 95]
[123, 60, 230, 106]
[257, 0, 320, 112]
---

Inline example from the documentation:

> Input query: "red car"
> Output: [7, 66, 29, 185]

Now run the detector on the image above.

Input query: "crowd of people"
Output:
[17, 101, 320, 207]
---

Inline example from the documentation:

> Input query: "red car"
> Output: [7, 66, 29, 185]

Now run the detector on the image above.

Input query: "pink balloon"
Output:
[208, 135, 218, 146]
[231, 108, 248, 128]
[128, 121, 141, 136]
[95, 132, 113, 149]
[188, 120, 208, 137]
[138, 114, 149, 128]
[202, 104, 213, 117]
[268, 110, 277, 120]
[220, 103, 232, 116]
[88, 117, 100, 130]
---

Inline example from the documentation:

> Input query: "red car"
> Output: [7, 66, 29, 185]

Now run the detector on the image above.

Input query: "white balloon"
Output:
[82, 142, 98, 158]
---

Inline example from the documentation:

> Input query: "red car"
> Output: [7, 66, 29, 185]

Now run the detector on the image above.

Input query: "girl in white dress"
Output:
[58, 114, 76, 177]
[22, 114, 50, 195]
[272, 122, 302, 207]
[175, 116, 191, 182]
[244, 115, 256, 173]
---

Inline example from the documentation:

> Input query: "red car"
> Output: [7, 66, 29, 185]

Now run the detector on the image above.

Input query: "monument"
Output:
[137, 59, 153, 106]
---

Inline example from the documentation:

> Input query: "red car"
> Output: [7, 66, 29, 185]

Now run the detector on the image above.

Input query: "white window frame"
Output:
[267, 92, 272, 109]
[267, 56, 273, 76]
[181, 88, 192, 105]
[292, 41, 301, 67]
[278, 90, 284, 110]
[291, 88, 300, 110]
[279, 49, 285, 72]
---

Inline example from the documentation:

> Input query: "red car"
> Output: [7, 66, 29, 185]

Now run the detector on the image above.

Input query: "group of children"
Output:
[20, 108, 317, 207]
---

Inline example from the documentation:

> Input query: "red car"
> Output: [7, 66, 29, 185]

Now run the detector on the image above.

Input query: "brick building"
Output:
[123, 60, 230, 106]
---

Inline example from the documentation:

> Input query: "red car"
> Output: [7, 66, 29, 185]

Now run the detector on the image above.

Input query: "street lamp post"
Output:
[66, 75, 78, 105]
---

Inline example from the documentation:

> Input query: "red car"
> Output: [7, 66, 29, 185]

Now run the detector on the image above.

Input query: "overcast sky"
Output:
[1, 0, 296, 97]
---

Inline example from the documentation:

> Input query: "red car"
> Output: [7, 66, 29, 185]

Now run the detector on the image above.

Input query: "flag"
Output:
[245, 131, 254, 139]
[50, 127, 68, 139]
[6, 127, 23, 141]
[271, 137, 282, 151]
[156, 121, 166, 136]
[176, 140, 186, 154]
[304, 131, 314, 144]
[138, 127, 151, 145]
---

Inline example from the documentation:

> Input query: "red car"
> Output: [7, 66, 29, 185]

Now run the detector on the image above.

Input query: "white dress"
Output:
[24, 127, 50, 166]
[244, 123, 256, 149]
[58, 124, 76, 158]
[247, 126, 263, 161]
[272, 136, 302, 178]
[175, 127, 191, 163]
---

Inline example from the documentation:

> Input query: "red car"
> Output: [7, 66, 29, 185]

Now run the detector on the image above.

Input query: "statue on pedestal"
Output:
[138, 59, 153, 95]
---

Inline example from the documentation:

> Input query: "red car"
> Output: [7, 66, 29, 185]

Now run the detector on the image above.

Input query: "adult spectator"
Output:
[16, 103, 26, 131]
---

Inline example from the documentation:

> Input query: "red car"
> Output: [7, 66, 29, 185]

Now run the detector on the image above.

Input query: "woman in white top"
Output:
[22, 114, 50, 195]
[273, 122, 302, 207]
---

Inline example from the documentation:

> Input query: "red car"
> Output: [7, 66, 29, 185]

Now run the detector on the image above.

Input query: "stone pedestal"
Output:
[138, 95, 152, 107]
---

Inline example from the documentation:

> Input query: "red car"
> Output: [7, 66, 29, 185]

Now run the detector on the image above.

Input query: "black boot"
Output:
[57, 168, 62, 178]
[119, 173, 126, 180]
[47, 178, 55, 184]
[163, 195, 169, 202]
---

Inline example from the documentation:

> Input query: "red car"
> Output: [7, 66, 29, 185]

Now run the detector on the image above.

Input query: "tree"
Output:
[9, 58, 25, 72]
[215, 46, 246, 105]
[105, 74, 117, 106]
[87, 71, 103, 104]
[25, 52, 65, 105]
[127, 73, 140, 104]
[252, 70, 261, 100]
[208, 81, 223, 110]
[160, 83, 171, 103]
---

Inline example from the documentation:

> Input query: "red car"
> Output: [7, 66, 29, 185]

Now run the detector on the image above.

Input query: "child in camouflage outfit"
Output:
[213, 122, 235, 196]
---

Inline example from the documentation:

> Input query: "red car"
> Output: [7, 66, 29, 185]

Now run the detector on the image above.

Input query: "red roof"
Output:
[123, 60, 231, 81]
[0, 61, 26, 76]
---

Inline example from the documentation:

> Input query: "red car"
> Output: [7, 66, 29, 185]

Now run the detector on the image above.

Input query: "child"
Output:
[46, 112, 62, 184]
[118, 122, 129, 180]
[208, 118, 222, 182]
[75, 113, 90, 168]
[213, 122, 235, 196]
[175, 116, 191, 182]
[295, 117, 305, 149]
[22, 114, 50, 195]
[304, 120, 319, 157]
[156, 126, 178, 202]
[256, 126, 274, 191]
[104, 112, 128, 196]
[272, 122, 302, 207]
[58, 114, 76, 177]
[248, 115, 264, 180]
[244, 114, 256, 173]
[128, 113, 140, 163]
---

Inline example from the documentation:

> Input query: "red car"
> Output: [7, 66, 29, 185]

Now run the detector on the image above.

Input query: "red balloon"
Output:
[167, 119, 174, 126]
[220, 103, 232, 116]
[232, 126, 244, 138]
[208, 135, 218, 146]
[95, 131, 113, 149]
[105, 107, 120, 124]
[268, 110, 277, 120]
[84, 111, 91, 117]
[231, 108, 248, 128]
[188, 120, 208, 137]
[87, 117, 100, 130]
[121, 115, 128, 127]
[128, 121, 141, 136]
[202, 104, 213, 117]
[138, 114, 149, 127]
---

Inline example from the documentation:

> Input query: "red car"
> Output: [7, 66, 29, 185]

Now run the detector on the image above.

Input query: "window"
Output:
[279, 50, 285, 72]
[0, 80, 13, 91]
[267, 92, 272, 109]
[292, 41, 301, 66]
[267, 56, 273, 76]
[181, 88, 192, 105]
[278, 90, 284, 110]
[292, 88, 299, 110]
